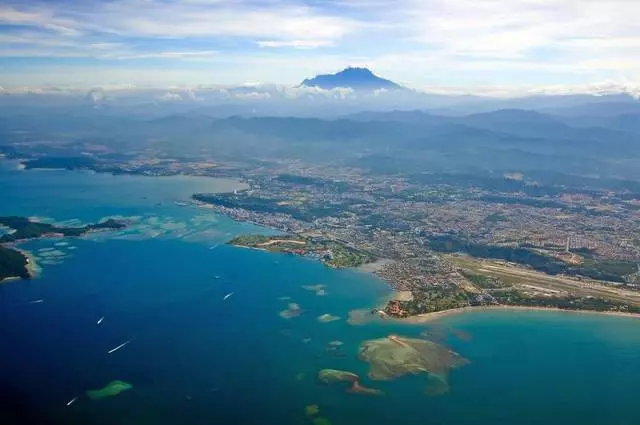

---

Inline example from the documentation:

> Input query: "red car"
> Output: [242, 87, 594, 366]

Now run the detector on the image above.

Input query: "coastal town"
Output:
[5, 147, 640, 317]
[187, 162, 640, 318]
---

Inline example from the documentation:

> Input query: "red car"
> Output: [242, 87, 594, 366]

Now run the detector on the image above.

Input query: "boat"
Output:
[223, 292, 234, 301]
[107, 339, 133, 354]
[66, 396, 78, 406]
[97, 316, 104, 325]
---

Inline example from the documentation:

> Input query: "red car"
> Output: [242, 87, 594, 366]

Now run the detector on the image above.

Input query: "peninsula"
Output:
[0, 216, 125, 281]
[228, 234, 373, 268]
[198, 171, 640, 320]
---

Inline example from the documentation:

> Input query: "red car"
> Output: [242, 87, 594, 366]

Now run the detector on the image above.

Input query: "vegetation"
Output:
[429, 235, 635, 283]
[0, 216, 125, 281]
[581, 259, 638, 278]
[0, 217, 125, 243]
[484, 213, 507, 223]
[0, 245, 29, 281]
[461, 271, 511, 289]
[228, 234, 373, 268]
[493, 289, 640, 314]
[400, 285, 472, 315]
[22, 156, 97, 170]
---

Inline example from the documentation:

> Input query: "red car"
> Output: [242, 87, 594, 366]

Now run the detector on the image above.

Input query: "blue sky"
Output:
[0, 0, 639, 90]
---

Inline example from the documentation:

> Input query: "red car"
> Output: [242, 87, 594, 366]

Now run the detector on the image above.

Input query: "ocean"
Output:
[1, 162, 639, 425]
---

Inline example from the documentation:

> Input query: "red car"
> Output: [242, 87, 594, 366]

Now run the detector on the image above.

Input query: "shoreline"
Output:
[23, 249, 40, 279]
[0, 247, 40, 283]
[397, 305, 640, 324]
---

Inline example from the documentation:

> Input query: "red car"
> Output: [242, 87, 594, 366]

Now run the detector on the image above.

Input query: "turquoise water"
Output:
[1, 162, 640, 425]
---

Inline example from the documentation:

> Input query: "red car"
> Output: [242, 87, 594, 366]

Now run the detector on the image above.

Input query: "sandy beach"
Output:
[399, 305, 640, 324]
[24, 249, 41, 279]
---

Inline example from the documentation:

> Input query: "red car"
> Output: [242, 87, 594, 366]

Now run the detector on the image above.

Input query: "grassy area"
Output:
[324, 243, 372, 268]
[460, 271, 511, 289]
[400, 285, 472, 315]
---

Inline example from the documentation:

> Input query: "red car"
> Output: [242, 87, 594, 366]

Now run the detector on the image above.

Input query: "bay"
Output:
[0, 162, 639, 425]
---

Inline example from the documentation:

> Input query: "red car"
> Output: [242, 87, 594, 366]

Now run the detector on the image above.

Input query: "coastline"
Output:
[0, 246, 39, 283]
[183, 200, 640, 324]
[23, 249, 40, 279]
[398, 305, 640, 324]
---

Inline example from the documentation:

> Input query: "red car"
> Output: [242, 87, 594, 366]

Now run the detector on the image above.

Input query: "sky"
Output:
[0, 0, 639, 91]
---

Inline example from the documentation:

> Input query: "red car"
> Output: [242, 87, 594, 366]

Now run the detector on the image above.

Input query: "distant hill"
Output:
[301, 67, 403, 91]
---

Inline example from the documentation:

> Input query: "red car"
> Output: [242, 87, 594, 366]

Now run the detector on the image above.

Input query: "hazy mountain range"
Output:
[0, 67, 638, 184]
[0, 68, 638, 120]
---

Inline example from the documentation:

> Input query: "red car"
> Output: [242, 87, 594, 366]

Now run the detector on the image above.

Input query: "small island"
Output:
[0, 216, 125, 281]
[0, 216, 125, 243]
[227, 234, 373, 268]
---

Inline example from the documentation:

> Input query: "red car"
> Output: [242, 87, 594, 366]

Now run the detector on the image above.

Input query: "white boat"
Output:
[66, 396, 78, 407]
[223, 292, 234, 301]
[97, 316, 104, 325]
[107, 339, 133, 354]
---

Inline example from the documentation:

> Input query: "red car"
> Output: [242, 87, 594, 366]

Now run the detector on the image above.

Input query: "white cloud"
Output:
[257, 40, 333, 49]
[0, 0, 639, 88]
[0, 5, 50, 26]
[101, 50, 219, 60]
[232, 91, 272, 100]
[0, 1, 358, 41]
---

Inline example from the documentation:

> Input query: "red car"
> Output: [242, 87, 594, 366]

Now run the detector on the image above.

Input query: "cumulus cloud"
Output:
[280, 85, 355, 99]
[232, 91, 272, 100]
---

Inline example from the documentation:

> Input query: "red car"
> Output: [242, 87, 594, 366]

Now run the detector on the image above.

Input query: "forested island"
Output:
[0, 216, 125, 281]
[0, 217, 125, 243]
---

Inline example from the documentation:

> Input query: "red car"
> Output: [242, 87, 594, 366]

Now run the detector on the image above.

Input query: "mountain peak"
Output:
[301, 67, 402, 91]
[340, 67, 375, 76]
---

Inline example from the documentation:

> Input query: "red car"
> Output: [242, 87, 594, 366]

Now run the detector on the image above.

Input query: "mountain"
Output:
[301, 67, 403, 91]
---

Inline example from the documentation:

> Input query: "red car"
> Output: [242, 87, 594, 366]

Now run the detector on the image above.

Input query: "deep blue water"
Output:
[1, 162, 640, 425]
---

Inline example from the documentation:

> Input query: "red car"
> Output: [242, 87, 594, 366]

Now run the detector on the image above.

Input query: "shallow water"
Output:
[1, 163, 639, 425]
